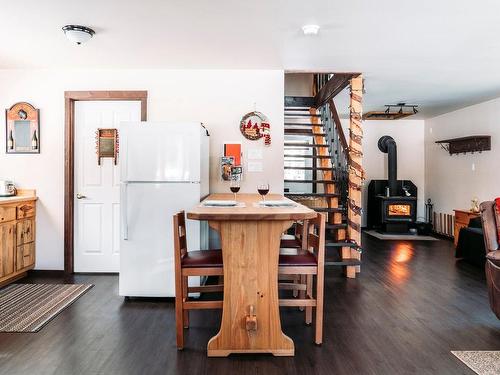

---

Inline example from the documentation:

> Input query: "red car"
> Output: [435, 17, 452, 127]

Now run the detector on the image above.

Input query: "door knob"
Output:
[76, 193, 87, 199]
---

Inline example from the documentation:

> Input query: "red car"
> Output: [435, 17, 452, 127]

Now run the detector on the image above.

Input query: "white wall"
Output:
[343, 119, 426, 226]
[0, 69, 284, 270]
[425, 97, 500, 215]
[284, 73, 313, 96]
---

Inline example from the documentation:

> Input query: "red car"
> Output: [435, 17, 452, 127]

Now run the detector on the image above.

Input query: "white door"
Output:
[74, 101, 142, 272]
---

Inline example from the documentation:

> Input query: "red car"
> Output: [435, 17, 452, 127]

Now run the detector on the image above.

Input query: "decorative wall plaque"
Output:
[5, 102, 40, 154]
[96, 128, 119, 165]
[239, 111, 271, 145]
[223, 143, 243, 181]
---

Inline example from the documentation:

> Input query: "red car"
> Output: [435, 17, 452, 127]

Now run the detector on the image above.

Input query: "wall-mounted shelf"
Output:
[435, 135, 491, 155]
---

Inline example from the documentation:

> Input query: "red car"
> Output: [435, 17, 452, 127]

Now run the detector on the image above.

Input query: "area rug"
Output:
[0, 283, 93, 333]
[452, 351, 500, 375]
[364, 230, 438, 241]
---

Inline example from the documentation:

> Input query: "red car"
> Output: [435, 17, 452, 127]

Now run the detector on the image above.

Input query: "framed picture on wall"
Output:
[5, 102, 40, 154]
[221, 156, 234, 181]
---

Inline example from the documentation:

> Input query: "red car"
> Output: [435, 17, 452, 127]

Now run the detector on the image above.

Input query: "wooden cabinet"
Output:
[17, 202, 36, 219]
[454, 209, 480, 247]
[0, 205, 16, 223]
[0, 193, 37, 287]
[16, 218, 35, 271]
[16, 243, 35, 271]
[0, 222, 15, 278]
[17, 218, 35, 245]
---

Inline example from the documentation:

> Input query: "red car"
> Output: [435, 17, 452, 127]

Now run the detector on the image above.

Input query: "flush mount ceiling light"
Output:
[62, 25, 95, 45]
[302, 24, 320, 35]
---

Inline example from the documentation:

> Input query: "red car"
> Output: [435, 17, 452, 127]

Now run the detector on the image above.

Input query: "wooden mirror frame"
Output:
[5, 102, 40, 154]
[64, 91, 147, 274]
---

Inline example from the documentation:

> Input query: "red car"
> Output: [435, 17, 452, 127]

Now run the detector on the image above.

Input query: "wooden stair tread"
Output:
[284, 154, 330, 159]
[284, 166, 333, 171]
[284, 143, 328, 148]
[285, 122, 323, 130]
[284, 96, 315, 107]
[284, 129, 326, 136]
[283, 148, 312, 152]
[283, 108, 312, 111]
[284, 179, 336, 184]
[284, 113, 321, 117]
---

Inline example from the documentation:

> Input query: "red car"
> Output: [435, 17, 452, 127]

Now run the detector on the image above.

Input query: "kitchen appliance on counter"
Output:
[0, 180, 16, 197]
[119, 122, 209, 297]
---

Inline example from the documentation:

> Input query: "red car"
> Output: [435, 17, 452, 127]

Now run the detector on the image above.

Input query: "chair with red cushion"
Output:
[173, 211, 223, 350]
[278, 213, 326, 345]
[279, 220, 309, 298]
[280, 221, 307, 249]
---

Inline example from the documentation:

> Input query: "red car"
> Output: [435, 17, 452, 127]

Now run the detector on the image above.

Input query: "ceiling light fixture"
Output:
[364, 103, 420, 120]
[62, 25, 95, 45]
[302, 24, 320, 35]
[383, 103, 419, 118]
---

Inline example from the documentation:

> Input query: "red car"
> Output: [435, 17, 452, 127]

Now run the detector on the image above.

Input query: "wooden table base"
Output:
[207, 220, 295, 357]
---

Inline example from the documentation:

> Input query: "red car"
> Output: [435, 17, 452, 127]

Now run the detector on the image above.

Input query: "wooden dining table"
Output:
[187, 193, 317, 357]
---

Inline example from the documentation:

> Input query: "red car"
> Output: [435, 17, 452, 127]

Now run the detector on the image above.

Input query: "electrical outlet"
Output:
[472, 163, 476, 171]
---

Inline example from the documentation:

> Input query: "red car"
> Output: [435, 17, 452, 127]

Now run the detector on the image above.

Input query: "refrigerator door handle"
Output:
[121, 183, 128, 240]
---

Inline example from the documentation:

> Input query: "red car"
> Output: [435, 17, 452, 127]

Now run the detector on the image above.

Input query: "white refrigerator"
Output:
[119, 122, 209, 297]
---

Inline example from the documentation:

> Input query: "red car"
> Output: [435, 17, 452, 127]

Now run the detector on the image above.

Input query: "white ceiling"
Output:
[2, 0, 500, 118]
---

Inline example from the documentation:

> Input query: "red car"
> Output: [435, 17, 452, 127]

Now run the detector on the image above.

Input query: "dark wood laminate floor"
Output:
[1, 234, 499, 375]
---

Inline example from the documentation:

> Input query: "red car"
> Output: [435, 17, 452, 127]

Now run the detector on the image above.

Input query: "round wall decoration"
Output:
[239, 111, 271, 145]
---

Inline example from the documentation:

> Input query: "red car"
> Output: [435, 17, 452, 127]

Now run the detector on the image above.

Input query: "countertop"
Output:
[0, 189, 37, 205]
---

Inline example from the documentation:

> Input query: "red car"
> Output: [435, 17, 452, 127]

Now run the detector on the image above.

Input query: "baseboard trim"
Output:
[28, 270, 66, 277]
[431, 231, 454, 241]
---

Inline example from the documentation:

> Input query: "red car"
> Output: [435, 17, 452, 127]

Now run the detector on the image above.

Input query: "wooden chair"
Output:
[279, 220, 309, 298]
[173, 211, 224, 350]
[278, 213, 325, 345]
[280, 220, 308, 249]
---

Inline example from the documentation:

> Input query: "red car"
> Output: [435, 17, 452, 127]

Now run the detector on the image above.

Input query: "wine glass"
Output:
[257, 182, 269, 201]
[230, 179, 240, 201]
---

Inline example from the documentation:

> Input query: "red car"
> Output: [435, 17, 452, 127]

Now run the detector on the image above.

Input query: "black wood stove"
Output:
[367, 136, 418, 233]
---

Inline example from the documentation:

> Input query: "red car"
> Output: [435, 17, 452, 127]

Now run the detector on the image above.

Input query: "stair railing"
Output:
[315, 74, 362, 253]
[319, 101, 349, 217]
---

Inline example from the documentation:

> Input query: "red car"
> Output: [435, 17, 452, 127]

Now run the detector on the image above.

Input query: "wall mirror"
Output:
[5, 102, 40, 154]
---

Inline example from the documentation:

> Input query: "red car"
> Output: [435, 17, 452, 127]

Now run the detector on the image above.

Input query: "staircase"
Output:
[284, 90, 363, 276]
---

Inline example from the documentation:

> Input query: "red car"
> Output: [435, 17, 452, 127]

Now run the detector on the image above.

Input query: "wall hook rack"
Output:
[435, 135, 491, 155]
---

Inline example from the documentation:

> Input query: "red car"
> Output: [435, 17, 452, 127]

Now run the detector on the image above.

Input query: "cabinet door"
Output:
[0, 222, 15, 277]
[17, 219, 35, 245]
[16, 243, 35, 271]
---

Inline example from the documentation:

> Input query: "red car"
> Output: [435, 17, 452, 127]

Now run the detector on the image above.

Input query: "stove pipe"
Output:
[378, 135, 397, 196]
